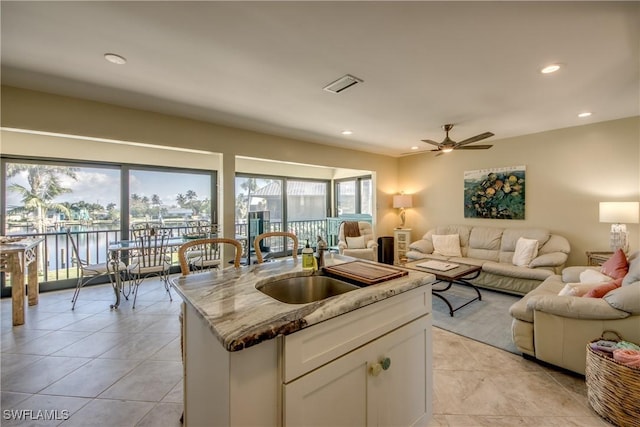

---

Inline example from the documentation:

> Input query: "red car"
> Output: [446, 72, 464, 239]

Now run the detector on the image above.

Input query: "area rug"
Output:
[431, 284, 521, 354]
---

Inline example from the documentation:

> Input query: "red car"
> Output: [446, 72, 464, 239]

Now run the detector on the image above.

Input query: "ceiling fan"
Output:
[418, 124, 494, 155]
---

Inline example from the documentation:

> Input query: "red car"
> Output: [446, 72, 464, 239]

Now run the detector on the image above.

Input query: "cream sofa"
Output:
[406, 225, 571, 295]
[509, 251, 640, 375]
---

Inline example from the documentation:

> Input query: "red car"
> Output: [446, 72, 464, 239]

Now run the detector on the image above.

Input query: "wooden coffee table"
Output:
[402, 260, 482, 317]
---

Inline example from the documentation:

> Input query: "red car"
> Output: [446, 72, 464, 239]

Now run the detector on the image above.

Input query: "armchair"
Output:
[337, 221, 378, 262]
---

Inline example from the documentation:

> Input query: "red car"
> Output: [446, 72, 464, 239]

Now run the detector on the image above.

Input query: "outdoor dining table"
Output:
[0, 236, 45, 325]
[106, 234, 247, 308]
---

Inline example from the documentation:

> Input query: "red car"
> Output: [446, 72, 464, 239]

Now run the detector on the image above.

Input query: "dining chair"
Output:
[127, 233, 172, 308]
[253, 231, 299, 263]
[68, 229, 126, 310]
[178, 238, 243, 275]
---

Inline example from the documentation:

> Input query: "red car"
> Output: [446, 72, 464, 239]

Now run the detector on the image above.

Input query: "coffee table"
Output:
[402, 260, 482, 317]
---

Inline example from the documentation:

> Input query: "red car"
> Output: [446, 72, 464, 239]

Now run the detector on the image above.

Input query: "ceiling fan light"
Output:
[441, 147, 454, 153]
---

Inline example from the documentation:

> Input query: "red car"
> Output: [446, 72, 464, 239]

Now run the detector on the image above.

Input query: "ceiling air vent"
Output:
[323, 74, 363, 94]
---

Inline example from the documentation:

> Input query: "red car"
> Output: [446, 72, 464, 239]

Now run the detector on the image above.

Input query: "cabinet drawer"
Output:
[283, 286, 430, 382]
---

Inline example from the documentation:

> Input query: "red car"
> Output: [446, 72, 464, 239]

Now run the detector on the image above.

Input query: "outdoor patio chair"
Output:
[127, 233, 172, 308]
[68, 229, 126, 310]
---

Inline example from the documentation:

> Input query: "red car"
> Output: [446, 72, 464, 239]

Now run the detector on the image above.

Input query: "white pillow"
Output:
[346, 236, 366, 249]
[512, 237, 539, 267]
[432, 234, 462, 257]
[580, 269, 613, 284]
[558, 282, 603, 297]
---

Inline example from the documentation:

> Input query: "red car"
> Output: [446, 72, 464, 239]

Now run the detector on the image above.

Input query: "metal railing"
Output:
[2, 219, 333, 292]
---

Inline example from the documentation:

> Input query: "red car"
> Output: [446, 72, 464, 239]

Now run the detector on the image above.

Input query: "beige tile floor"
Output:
[1, 277, 613, 426]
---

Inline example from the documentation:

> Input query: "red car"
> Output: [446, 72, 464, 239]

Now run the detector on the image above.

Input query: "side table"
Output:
[586, 251, 613, 267]
[393, 228, 412, 265]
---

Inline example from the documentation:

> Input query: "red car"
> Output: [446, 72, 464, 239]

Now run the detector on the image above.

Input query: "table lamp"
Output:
[599, 201, 639, 252]
[393, 194, 413, 228]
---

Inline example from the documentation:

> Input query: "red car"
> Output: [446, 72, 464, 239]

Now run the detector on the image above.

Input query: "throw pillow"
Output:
[583, 279, 622, 298]
[346, 236, 366, 249]
[432, 234, 462, 257]
[601, 249, 629, 280]
[512, 237, 539, 267]
[604, 282, 640, 315]
[580, 269, 614, 284]
[558, 282, 603, 297]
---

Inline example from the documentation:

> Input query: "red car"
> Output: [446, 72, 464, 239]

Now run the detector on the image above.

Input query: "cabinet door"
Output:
[284, 315, 431, 427]
[284, 346, 369, 426]
[369, 315, 430, 426]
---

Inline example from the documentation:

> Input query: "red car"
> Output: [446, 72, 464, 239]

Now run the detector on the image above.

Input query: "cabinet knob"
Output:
[369, 357, 391, 377]
[369, 363, 382, 377]
[381, 357, 391, 371]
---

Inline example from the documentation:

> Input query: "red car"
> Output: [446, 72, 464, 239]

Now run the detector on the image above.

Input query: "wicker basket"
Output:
[586, 331, 640, 427]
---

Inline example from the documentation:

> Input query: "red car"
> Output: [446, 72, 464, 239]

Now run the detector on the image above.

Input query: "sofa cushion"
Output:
[482, 261, 554, 281]
[622, 251, 640, 286]
[604, 282, 640, 314]
[558, 282, 605, 297]
[600, 249, 628, 280]
[346, 236, 365, 249]
[583, 280, 621, 298]
[499, 228, 550, 264]
[466, 227, 502, 261]
[529, 252, 568, 269]
[408, 239, 433, 254]
[512, 237, 539, 267]
[580, 269, 614, 283]
[432, 234, 462, 257]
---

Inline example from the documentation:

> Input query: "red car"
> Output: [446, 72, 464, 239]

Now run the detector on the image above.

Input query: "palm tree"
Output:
[6, 164, 78, 234]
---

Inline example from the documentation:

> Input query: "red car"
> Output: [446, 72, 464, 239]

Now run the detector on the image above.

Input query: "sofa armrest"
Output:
[526, 294, 629, 320]
[561, 266, 599, 283]
[366, 240, 378, 249]
[529, 252, 567, 269]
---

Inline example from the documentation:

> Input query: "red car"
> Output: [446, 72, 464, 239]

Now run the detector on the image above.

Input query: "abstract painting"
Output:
[464, 165, 526, 219]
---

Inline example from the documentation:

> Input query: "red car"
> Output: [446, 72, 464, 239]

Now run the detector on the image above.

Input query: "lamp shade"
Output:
[599, 202, 640, 224]
[393, 194, 413, 209]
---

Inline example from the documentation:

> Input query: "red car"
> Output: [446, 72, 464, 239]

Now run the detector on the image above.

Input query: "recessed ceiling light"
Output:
[578, 112, 592, 118]
[104, 53, 127, 65]
[540, 64, 561, 74]
[341, 130, 353, 135]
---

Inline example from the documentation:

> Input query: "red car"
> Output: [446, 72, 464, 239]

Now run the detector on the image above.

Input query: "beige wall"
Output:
[2, 86, 639, 267]
[398, 116, 640, 266]
[1, 86, 400, 240]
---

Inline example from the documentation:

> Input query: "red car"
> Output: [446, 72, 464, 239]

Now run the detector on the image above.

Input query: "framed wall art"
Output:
[464, 165, 526, 220]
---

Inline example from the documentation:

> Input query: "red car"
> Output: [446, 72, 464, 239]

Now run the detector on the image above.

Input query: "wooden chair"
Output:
[178, 238, 243, 275]
[253, 231, 299, 263]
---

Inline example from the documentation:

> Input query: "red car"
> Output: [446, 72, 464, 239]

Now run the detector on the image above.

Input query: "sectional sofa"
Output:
[509, 251, 640, 374]
[405, 225, 571, 295]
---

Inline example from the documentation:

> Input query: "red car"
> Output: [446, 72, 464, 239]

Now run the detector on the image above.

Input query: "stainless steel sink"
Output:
[256, 275, 360, 304]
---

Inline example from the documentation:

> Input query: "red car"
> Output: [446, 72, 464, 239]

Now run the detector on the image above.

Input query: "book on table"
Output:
[415, 260, 459, 271]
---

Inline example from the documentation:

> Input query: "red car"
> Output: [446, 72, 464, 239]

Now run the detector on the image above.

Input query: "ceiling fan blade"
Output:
[455, 132, 495, 147]
[420, 139, 441, 147]
[457, 144, 493, 150]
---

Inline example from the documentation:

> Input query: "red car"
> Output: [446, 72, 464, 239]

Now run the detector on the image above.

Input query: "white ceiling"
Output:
[1, 1, 638, 157]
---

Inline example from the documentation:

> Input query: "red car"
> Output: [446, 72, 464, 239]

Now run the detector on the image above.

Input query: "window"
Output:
[2, 156, 217, 294]
[129, 168, 213, 228]
[335, 176, 372, 216]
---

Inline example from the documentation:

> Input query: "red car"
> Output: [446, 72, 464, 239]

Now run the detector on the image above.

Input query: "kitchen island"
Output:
[172, 255, 435, 426]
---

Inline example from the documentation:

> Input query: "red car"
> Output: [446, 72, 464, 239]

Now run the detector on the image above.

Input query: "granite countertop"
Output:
[171, 255, 435, 352]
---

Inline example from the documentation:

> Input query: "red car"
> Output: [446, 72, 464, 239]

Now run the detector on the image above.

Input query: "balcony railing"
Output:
[1, 218, 343, 293]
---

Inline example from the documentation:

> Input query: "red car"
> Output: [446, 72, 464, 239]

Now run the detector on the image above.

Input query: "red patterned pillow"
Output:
[583, 279, 623, 298]
[601, 249, 629, 280]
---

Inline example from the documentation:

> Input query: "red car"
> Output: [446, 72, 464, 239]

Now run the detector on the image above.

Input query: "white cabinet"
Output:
[183, 286, 432, 426]
[284, 315, 430, 426]
[394, 228, 412, 264]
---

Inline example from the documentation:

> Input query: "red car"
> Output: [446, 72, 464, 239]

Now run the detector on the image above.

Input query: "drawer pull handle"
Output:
[381, 357, 391, 371]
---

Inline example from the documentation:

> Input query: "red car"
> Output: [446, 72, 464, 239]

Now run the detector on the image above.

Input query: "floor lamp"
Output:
[599, 202, 640, 253]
